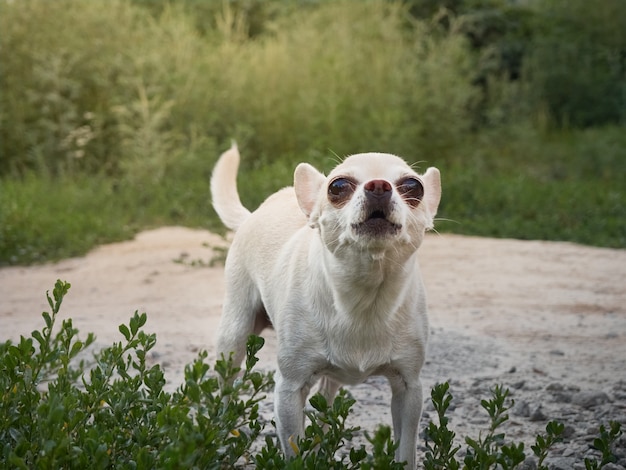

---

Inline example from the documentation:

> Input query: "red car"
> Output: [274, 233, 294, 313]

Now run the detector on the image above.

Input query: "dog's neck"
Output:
[316, 239, 420, 318]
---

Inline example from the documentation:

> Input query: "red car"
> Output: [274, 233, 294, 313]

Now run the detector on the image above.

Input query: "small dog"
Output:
[211, 143, 440, 468]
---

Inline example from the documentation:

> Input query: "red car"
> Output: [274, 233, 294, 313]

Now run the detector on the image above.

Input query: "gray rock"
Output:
[546, 456, 576, 469]
[547, 383, 565, 392]
[519, 457, 537, 470]
[600, 464, 625, 470]
[513, 401, 531, 417]
[529, 405, 547, 422]
[572, 391, 610, 408]
[562, 424, 576, 439]
[553, 392, 573, 403]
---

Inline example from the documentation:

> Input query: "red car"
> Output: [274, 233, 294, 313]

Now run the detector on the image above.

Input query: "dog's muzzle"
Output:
[352, 179, 401, 237]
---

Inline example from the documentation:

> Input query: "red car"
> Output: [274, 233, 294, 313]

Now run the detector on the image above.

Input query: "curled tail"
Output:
[210, 143, 251, 231]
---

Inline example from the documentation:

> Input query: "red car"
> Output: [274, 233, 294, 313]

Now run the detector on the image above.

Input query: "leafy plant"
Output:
[1, 281, 624, 468]
[424, 382, 461, 470]
[424, 382, 621, 470]
[0, 280, 273, 468]
[584, 421, 623, 470]
[531, 420, 565, 470]
[255, 390, 404, 469]
[462, 385, 526, 469]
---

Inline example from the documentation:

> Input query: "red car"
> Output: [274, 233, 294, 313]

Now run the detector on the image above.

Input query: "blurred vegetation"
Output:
[0, 0, 624, 265]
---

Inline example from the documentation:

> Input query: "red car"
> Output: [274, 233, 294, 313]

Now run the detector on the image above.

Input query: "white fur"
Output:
[211, 143, 441, 468]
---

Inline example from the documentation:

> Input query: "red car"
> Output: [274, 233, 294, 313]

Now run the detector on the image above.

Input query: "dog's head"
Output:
[294, 152, 441, 254]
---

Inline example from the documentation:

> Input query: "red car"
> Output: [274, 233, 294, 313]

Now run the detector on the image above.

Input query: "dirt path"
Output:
[1, 227, 625, 467]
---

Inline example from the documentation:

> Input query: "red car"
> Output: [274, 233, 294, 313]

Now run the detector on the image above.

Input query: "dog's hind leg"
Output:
[317, 376, 341, 404]
[215, 275, 264, 373]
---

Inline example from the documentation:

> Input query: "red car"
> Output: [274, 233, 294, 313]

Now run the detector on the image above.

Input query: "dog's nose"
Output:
[364, 179, 392, 199]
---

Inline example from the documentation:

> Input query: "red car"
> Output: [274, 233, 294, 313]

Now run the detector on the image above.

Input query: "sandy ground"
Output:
[1, 227, 625, 466]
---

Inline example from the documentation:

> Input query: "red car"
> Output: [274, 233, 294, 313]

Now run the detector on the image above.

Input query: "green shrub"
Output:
[438, 125, 626, 248]
[0, 0, 624, 262]
[424, 382, 623, 470]
[0, 0, 478, 178]
[0, 0, 212, 178]
[1, 281, 623, 468]
[0, 280, 273, 467]
[524, 0, 626, 128]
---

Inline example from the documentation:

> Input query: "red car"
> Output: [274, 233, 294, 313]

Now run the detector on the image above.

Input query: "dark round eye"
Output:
[328, 177, 355, 205]
[397, 177, 424, 206]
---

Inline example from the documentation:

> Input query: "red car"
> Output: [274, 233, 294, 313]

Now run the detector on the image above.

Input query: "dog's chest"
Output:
[321, 318, 396, 384]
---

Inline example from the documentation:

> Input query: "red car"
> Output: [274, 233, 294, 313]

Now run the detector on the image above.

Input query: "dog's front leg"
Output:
[390, 375, 423, 469]
[274, 370, 310, 458]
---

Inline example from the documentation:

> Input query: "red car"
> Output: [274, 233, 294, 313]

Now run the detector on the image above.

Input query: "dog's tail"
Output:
[211, 142, 251, 231]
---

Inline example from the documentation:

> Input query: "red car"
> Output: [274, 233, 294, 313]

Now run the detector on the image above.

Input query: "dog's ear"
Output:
[294, 163, 326, 221]
[422, 167, 441, 218]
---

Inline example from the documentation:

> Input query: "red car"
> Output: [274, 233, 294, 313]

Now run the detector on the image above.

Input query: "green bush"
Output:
[423, 382, 623, 470]
[1, 281, 623, 468]
[0, 0, 479, 177]
[0, 0, 624, 264]
[524, 0, 626, 128]
[0, 0, 212, 178]
[0, 280, 273, 467]
[0, 280, 409, 468]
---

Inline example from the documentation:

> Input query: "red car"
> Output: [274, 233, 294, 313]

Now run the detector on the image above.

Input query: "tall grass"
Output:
[0, 0, 624, 265]
[0, 0, 478, 176]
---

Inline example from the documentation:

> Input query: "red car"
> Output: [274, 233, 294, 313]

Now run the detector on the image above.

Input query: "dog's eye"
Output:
[328, 177, 355, 205]
[397, 177, 424, 206]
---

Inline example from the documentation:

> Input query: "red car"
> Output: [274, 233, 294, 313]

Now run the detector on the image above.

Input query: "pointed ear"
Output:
[422, 167, 441, 217]
[294, 163, 326, 219]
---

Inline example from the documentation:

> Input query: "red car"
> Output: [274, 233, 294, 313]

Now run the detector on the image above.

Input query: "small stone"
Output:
[562, 425, 576, 439]
[546, 456, 576, 470]
[547, 383, 564, 392]
[512, 380, 525, 389]
[529, 406, 547, 422]
[519, 457, 537, 470]
[512, 401, 531, 417]
[553, 392, 573, 403]
[562, 447, 576, 457]
[572, 391, 610, 408]
[600, 464, 623, 470]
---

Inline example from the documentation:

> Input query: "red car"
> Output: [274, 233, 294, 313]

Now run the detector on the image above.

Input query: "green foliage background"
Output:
[1, 0, 624, 264]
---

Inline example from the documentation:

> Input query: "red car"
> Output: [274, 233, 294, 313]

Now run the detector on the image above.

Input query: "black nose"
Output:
[364, 179, 392, 203]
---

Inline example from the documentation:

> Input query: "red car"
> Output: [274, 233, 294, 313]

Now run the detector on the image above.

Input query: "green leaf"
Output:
[52, 280, 71, 312]
[70, 340, 84, 358]
[137, 312, 147, 328]
[32, 330, 45, 347]
[130, 312, 139, 336]
[119, 324, 131, 341]
[245, 335, 265, 370]
[42, 311, 53, 330]
[309, 394, 328, 413]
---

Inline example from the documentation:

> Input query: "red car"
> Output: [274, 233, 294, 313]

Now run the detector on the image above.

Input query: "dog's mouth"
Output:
[352, 208, 400, 237]
[369, 210, 386, 220]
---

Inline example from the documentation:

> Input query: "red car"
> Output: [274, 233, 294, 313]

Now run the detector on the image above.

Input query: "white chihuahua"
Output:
[211, 143, 440, 468]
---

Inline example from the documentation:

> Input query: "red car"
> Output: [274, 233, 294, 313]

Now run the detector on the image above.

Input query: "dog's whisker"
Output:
[433, 217, 460, 224]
